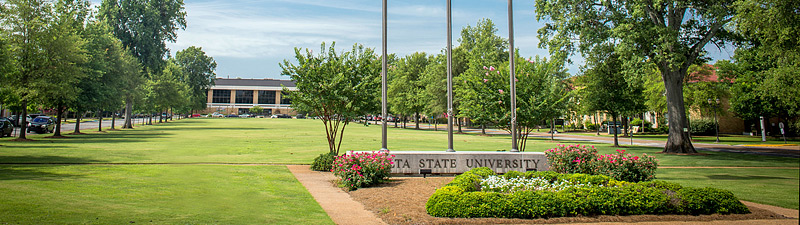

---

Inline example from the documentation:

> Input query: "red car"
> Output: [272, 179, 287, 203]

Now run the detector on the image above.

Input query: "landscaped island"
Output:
[426, 167, 750, 218]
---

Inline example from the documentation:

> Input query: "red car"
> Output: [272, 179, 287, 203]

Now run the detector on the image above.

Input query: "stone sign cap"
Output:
[350, 151, 549, 175]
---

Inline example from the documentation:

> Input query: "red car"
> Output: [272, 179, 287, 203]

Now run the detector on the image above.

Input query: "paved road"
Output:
[3, 117, 169, 138]
[376, 121, 800, 158]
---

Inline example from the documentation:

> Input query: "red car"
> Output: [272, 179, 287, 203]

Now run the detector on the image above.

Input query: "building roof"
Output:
[214, 78, 296, 87]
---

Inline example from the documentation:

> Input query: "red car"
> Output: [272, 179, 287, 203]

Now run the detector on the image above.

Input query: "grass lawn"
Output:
[658, 168, 800, 209]
[0, 165, 331, 224]
[0, 118, 798, 222]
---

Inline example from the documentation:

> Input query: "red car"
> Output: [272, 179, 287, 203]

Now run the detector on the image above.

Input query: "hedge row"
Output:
[426, 167, 750, 218]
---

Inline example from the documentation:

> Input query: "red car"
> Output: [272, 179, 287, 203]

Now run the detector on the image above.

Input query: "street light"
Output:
[707, 98, 720, 143]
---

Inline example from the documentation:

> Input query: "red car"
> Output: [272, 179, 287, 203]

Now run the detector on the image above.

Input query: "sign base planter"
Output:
[349, 151, 549, 175]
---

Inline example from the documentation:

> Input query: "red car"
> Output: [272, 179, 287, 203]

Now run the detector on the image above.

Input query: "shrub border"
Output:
[425, 167, 750, 218]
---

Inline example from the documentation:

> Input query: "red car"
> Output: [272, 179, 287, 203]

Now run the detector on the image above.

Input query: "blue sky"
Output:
[97, 0, 736, 80]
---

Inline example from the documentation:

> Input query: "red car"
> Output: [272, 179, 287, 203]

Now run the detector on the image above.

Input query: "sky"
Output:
[95, 0, 736, 80]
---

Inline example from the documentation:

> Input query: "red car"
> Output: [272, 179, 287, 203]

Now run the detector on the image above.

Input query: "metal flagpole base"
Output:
[509, 149, 519, 152]
[446, 148, 455, 152]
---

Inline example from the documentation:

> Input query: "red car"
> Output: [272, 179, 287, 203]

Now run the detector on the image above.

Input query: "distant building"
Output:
[204, 78, 297, 115]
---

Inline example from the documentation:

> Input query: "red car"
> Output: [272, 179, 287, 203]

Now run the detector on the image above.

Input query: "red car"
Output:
[191, 114, 201, 118]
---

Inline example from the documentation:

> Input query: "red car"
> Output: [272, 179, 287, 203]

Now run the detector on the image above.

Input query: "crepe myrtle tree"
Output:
[470, 54, 570, 151]
[280, 42, 381, 155]
[535, 0, 737, 153]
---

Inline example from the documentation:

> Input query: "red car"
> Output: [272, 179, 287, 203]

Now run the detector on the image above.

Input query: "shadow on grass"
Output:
[0, 166, 84, 181]
[0, 155, 106, 164]
[706, 174, 792, 180]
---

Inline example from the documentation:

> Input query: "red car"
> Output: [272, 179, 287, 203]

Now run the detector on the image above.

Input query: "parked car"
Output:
[8, 115, 36, 127]
[27, 116, 55, 134]
[0, 118, 13, 137]
[270, 114, 291, 118]
[190, 114, 201, 118]
[295, 114, 306, 119]
[239, 114, 252, 118]
[211, 112, 224, 118]
[226, 114, 239, 118]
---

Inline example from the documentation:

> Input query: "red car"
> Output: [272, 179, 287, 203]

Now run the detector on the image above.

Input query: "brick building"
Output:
[204, 78, 297, 115]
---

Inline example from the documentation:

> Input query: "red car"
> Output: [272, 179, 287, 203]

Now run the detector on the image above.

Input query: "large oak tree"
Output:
[535, 0, 736, 153]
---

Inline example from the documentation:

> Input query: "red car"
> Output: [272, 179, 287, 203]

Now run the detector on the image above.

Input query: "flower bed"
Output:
[426, 167, 750, 218]
[331, 151, 394, 190]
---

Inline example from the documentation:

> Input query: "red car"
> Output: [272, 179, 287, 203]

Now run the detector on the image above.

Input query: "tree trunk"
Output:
[623, 116, 629, 137]
[415, 112, 420, 129]
[111, 111, 116, 130]
[97, 110, 103, 132]
[123, 99, 133, 129]
[54, 106, 64, 137]
[457, 118, 463, 133]
[594, 111, 600, 135]
[73, 113, 82, 134]
[481, 123, 485, 135]
[551, 118, 555, 140]
[17, 100, 28, 139]
[662, 70, 697, 153]
[612, 114, 619, 147]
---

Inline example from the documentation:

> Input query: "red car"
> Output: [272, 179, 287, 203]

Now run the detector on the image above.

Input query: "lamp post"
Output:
[707, 98, 720, 143]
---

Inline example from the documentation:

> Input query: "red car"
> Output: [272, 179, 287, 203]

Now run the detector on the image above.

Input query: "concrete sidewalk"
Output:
[287, 165, 386, 225]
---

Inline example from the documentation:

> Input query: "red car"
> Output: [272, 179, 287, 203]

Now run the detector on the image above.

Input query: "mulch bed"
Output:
[348, 176, 788, 225]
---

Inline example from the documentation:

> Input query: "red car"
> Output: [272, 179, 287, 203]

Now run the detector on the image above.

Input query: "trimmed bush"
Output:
[545, 144, 598, 174]
[310, 152, 336, 171]
[331, 151, 393, 190]
[426, 168, 750, 218]
[690, 118, 716, 136]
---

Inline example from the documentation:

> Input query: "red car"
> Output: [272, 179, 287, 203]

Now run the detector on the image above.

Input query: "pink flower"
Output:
[483, 79, 488, 83]
[485, 72, 489, 76]
[496, 71, 501, 75]
[483, 66, 488, 70]
[489, 66, 495, 71]
[498, 89, 504, 94]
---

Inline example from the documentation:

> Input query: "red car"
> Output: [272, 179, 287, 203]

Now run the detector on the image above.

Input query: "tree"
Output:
[579, 50, 645, 147]
[149, 60, 188, 123]
[455, 19, 508, 134]
[99, 0, 186, 129]
[281, 42, 380, 155]
[720, 0, 800, 130]
[1, 0, 88, 139]
[250, 105, 264, 115]
[175, 46, 217, 113]
[536, 0, 736, 153]
[472, 54, 570, 151]
[388, 52, 429, 129]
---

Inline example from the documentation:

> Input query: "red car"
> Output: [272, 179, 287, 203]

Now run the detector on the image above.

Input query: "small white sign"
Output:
[779, 122, 784, 129]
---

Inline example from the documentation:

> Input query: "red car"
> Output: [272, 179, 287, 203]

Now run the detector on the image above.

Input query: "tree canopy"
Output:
[281, 42, 381, 155]
[535, 0, 737, 153]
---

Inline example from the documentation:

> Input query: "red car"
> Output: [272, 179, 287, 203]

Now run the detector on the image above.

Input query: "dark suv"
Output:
[27, 116, 55, 134]
[0, 118, 13, 137]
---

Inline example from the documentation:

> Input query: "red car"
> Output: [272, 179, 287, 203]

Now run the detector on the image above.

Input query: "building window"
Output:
[236, 90, 254, 104]
[212, 90, 231, 103]
[281, 91, 292, 105]
[258, 91, 276, 104]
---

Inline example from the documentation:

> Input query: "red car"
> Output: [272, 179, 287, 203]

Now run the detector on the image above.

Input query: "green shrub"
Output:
[546, 145, 659, 182]
[595, 149, 659, 182]
[690, 118, 716, 136]
[426, 168, 749, 218]
[544, 144, 598, 174]
[585, 123, 599, 131]
[630, 118, 652, 129]
[331, 151, 393, 190]
[310, 152, 336, 171]
[678, 187, 750, 215]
